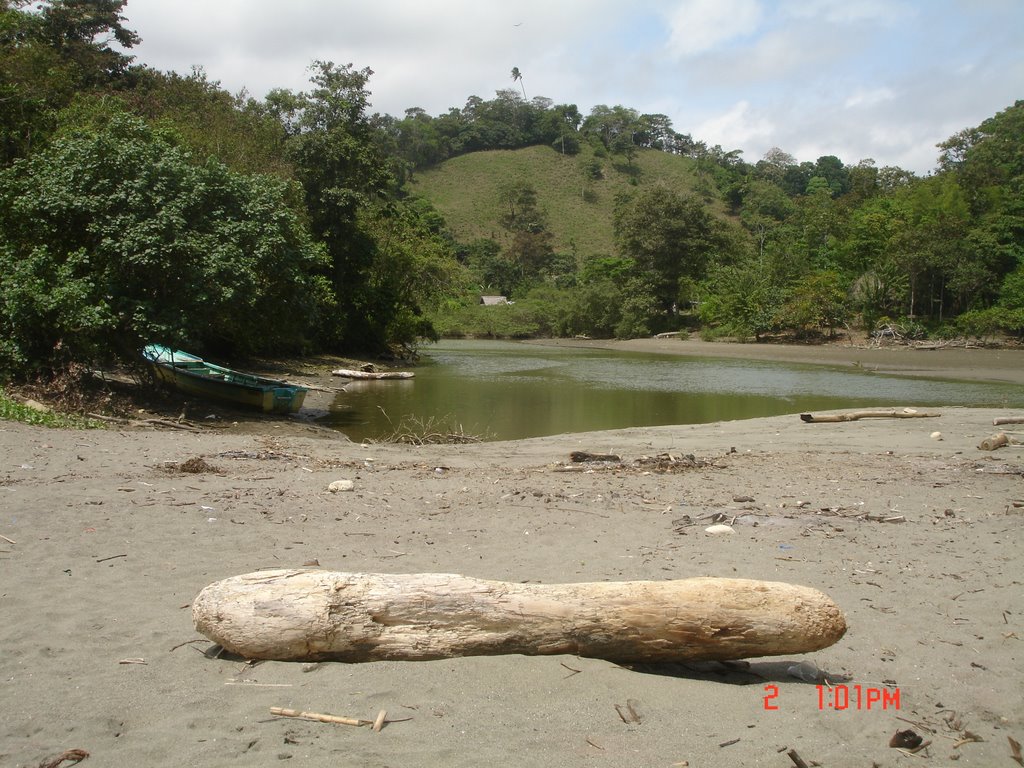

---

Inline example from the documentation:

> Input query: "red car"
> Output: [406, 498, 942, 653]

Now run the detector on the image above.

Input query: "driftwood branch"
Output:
[801, 408, 939, 423]
[978, 432, 1020, 451]
[332, 368, 414, 380]
[37, 749, 90, 768]
[270, 707, 369, 727]
[993, 417, 1024, 426]
[193, 570, 846, 664]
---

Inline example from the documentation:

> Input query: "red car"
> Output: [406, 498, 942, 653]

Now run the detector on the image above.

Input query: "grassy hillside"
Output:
[407, 144, 718, 259]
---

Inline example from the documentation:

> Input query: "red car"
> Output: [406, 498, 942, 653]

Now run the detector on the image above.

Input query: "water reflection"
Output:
[318, 339, 1023, 442]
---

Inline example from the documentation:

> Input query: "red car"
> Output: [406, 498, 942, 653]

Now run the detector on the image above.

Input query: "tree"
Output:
[118, 68, 291, 177]
[755, 147, 796, 184]
[510, 66, 526, 99]
[775, 271, 848, 338]
[278, 61, 396, 349]
[36, 0, 139, 81]
[0, 113, 329, 376]
[614, 186, 730, 314]
[497, 180, 545, 232]
[698, 263, 785, 341]
[0, 0, 139, 164]
[348, 198, 464, 351]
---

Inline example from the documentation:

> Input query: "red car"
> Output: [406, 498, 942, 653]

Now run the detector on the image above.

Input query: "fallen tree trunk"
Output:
[993, 416, 1024, 426]
[192, 570, 846, 663]
[800, 408, 940, 423]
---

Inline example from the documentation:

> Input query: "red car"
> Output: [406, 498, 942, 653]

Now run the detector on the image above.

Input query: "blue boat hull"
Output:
[142, 345, 307, 414]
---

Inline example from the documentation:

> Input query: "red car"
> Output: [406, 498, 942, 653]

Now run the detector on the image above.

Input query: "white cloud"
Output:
[693, 100, 776, 150]
[844, 87, 896, 109]
[781, 0, 915, 25]
[116, 0, 1024, 174]
[666, 0, 763, 58]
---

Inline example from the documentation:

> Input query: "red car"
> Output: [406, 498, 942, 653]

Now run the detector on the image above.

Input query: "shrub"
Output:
[0, 113, 328, 378]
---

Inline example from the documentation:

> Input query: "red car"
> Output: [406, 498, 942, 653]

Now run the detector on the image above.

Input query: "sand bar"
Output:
[1, 399, 1022, 766]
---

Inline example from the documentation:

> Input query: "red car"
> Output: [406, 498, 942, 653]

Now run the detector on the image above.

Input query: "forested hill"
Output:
[409, 144, 717, 259]
[0, 0, 1021, 383]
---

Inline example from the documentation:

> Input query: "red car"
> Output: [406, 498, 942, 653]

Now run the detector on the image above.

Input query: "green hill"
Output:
[408, 144, 718, 259]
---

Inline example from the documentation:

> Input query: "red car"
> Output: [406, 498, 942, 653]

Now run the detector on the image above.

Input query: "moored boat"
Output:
[142, 344, 308, 414]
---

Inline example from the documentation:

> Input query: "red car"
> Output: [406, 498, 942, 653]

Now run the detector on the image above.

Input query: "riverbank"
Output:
[2, 406, 1022, 766]
[527, 336, 1024, 386]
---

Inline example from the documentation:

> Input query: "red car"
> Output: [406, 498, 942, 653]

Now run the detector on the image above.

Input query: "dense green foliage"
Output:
[0, 389, 103, 428]
[0, 113, 330, 373]
[0, 0, 1021, 383]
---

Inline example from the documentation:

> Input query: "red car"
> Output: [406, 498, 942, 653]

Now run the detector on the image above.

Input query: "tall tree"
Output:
[278, 61, 395, 348]
[614, 185, 730, 313]
[36, 0, 139, 81]
[0, 0, 139, 164]
[510, 66, 526, 99]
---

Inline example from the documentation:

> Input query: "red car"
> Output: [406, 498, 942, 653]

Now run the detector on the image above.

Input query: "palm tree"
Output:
[511, 67, 527, 99]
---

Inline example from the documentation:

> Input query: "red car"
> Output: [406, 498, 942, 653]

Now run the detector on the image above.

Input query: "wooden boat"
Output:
[332, 368, 414, 380]
[142, 344, 308, 414]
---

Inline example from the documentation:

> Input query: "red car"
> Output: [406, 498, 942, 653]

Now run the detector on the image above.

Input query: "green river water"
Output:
[317, 339, 1024, 442]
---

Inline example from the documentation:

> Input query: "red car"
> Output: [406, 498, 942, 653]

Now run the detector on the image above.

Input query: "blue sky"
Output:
[121, 0, 1023, 174]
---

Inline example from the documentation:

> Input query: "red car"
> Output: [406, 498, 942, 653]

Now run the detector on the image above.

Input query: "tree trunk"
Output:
[192, 570, 846, 663]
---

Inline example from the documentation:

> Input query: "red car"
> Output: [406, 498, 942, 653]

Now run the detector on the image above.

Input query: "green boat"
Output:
[142, 344, 308, 414]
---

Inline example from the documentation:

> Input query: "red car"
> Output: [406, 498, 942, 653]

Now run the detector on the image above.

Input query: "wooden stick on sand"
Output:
[270, 707, 369, 727]
[801, 408, 940, 423]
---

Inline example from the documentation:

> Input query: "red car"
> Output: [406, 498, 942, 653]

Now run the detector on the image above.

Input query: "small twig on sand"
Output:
[0, 533, 15, 545]
[37, 748, 90, 768]
[169, 638, 208, 652]
[143, 418, 200, 431]
[270, 707, 371, 727]
[87, 412, 131, 424]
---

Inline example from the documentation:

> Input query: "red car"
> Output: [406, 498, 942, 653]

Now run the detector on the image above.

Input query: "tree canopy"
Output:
[0, 0, 1021, 382]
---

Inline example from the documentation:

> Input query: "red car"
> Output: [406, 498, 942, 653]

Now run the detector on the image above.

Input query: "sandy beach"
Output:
[2, 341, 1023, 767]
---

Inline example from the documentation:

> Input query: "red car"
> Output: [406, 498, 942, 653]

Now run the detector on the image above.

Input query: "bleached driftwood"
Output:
[993, 416, 1024, 426]
[192, 570, 846, 663]
[800, 408, 940, 423]
[332, 369, 414, 380]
[978, 432, 1012, 451]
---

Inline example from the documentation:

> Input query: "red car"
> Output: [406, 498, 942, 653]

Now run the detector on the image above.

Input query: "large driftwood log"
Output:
[192, 570, 846, 663]
[331, 368, 414, 380]
[800, 408, 939, 423]
[978, 432, 1011, 451]
[993, 416, 1024, 426]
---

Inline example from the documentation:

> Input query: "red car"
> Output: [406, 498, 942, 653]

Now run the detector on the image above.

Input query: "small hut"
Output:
[479, 295, 509, 306]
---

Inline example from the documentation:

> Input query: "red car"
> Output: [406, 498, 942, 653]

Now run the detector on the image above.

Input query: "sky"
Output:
[118, 0, 1023, 174]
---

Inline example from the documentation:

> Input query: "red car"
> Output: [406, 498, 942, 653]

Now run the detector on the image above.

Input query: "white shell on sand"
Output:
[328, 479, 355, 493]
[704, 524, 735, 535]
[930, 431, 943, 440]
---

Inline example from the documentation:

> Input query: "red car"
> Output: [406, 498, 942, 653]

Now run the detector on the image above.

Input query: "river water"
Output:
[317, 339, 1024, 442]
